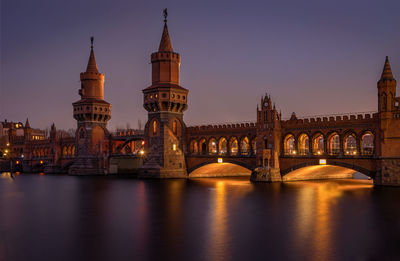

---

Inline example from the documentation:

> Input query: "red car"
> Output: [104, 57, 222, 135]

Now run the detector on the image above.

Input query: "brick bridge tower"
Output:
[376, 56, 400, 185]
[69, 37, 111, 175]
[251, 94, 282, 181]
[139, 11, 189, 178]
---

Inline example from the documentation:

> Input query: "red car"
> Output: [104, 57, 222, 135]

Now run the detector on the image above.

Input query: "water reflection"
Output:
[207, 181, 229, 261]
[290, 180, 373, 260]
[1, 174, 399, 261]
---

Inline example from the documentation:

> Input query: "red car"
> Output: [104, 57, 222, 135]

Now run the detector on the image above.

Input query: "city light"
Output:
[16, 160, 20, 164]
[319, 159, 327, 165]
[139, 150, 144, 155]
[173, 144, 177, 151]
[6, 143, 10, 146]
[40, 160, 43, 164]
[218, 158, 223, 163]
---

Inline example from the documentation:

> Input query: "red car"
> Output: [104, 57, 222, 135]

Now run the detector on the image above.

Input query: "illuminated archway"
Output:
[240, 137, 250, 155]
[312, 133, 324, 155]
[229, 137, 238, 156]
[361, 132, 374, 156]
[284, 134, 296, 155]
[199, 138, 207, 155]
[190, 139, 198, 154]
[218, 137, 228, 155]
[344, 134, 357, 155]
[297, 133, 309, 155]
[208, 138, 217, 155]
[189, 161, 252, 178]
[328, 133, 340, 155]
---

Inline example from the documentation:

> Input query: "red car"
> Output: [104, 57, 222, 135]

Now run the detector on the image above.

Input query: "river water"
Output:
[1, 173, 400, 261]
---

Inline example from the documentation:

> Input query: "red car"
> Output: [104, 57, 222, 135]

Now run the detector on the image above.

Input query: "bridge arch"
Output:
[281, 160, 375, 180]
[188, 159, 252, 178]
[116, 137, 144, 154]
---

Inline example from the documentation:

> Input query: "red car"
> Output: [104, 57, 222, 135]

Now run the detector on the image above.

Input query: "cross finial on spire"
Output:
[163, 8, 168, 23]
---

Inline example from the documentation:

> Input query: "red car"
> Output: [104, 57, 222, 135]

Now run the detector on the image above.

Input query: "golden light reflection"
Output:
[290, 179, 373, 261]
[207, 180, 230, 261]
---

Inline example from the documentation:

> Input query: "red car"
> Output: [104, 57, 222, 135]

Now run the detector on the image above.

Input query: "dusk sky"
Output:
[1, 0, 399, 130]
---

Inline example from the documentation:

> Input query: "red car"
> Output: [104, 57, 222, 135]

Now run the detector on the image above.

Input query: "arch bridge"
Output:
[185, 112, 383, 180]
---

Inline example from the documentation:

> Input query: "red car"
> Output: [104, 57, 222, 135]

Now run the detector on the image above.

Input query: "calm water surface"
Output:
[1, 173, 400, 261]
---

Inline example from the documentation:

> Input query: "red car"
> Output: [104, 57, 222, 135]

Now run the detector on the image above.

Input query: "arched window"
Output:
[240, 137, 250, 155]
[344, 134, 357, 155]
[199, 138, 207, 155]
[312, 134, 324, 155]
[63, 146, 68, 156]
[328, 133, 340, 155]
[382, 93, 388, 111]
[172, 120, 177, 134]
[79, 128, 85, 139]
[190, 140, 198, 154]
[153, 120, 157, 135]
[229, 137, 238, 156]
[361, 132, 374, 156]
[71, 146, 75, 157]
[284, 134, 295, 155]
[208, 138, 217, 155]
[297, 134, 309, 155]
[218, 137, 228, 155]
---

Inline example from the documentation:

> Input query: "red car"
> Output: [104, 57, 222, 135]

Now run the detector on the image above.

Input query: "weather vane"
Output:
[163, 8, 168, 23]
[90, 36, 94, 49]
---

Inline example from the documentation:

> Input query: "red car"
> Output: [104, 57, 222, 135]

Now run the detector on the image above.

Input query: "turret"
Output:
[69, 37, 111, 175]
[140, 9, 188, 178]
[256, 93, 281, 168]
[24, 118, 32, 141]
[378, 56, 397, 113]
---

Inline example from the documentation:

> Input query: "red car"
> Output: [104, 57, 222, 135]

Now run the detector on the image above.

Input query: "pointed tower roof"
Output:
[86, 37, 99, 73]
[381, 56, 394, 80]
[25, 118, 31, 128]
[158, 9, 173, 52]
[159, 23, 173, 52]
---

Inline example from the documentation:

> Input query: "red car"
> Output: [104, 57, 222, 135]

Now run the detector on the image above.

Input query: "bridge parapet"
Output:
[282, 112, 378, 127]
[187, 122, 256, 134]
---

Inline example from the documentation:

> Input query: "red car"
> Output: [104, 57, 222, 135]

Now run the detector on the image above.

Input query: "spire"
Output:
[25, 118, 30, 128]
[158, 9, 173, 52]
[86, 37, 99, 73]
[381, 56, 394, 80]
